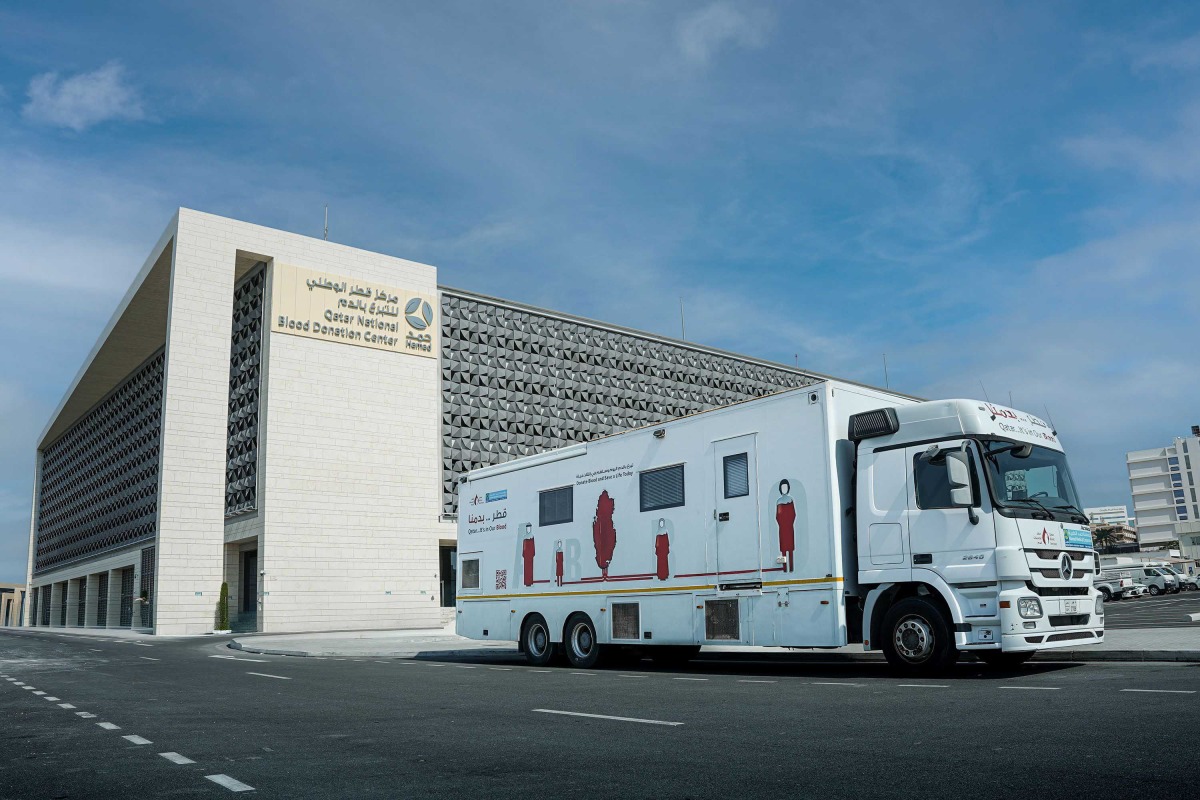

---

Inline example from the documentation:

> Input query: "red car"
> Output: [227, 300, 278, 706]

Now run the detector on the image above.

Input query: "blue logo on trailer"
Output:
[1064, 529, 1091, 549]
[485, 490, 507, 502]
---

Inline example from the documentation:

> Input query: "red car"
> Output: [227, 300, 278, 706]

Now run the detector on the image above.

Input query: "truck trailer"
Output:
[455, 381, 1102, 674]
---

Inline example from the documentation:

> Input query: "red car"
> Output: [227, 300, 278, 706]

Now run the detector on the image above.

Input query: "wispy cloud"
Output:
[676, 3, 771, 66]
[22, 61, 144, 131]
[1063, 105, 1200, 183]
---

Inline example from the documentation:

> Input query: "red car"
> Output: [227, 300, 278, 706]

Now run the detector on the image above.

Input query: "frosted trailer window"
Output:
[539, 486, 573, 526]
[462, 559, 480, 589]
[723, 453, 749, 499]
[640, 464, 685, 512]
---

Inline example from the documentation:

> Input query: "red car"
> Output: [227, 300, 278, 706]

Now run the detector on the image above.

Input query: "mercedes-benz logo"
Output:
[1059, 552, 1073, 581]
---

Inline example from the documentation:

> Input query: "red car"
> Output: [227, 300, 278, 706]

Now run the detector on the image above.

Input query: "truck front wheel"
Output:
[881, 597, 956, 675]
[521, 614, 554, 667]
[564, 613, 601, 668]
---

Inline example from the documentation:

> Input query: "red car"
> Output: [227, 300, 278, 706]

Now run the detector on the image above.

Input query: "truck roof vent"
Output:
[848, 407, 900, 442]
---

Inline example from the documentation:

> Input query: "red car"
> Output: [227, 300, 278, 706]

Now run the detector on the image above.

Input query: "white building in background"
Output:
[1126, 426, 1200, 547]
[1083, 505, 1133, 529]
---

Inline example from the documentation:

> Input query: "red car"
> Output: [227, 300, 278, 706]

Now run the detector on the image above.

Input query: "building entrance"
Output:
[440, 546, 457, 608]
[241, 550, 258, 616]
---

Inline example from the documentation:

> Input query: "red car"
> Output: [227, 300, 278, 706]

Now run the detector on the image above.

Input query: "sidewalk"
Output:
[230, 624, 1200, 662]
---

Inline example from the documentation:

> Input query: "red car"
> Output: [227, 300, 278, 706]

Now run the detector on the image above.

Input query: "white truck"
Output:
[456, 382, 1103, 675]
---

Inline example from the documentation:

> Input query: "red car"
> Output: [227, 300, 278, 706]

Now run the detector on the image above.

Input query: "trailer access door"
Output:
[713, 434, 762, 588]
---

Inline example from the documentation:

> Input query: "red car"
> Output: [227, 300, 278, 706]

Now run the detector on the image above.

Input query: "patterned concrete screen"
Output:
[33, 350, 165, 574]
[438, 290, 819, 515]
[226, 264, 265, 517]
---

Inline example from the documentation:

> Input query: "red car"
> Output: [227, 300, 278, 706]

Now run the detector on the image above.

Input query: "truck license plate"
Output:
[1063, 600, 1078, 613]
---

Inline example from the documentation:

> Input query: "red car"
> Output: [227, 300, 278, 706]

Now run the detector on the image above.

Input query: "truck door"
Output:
[713, 434, 762, 588]
[905, 440, 997, 583]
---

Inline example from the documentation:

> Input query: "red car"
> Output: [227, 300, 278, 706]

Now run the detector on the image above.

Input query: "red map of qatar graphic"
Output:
[592, 490, 617, 578]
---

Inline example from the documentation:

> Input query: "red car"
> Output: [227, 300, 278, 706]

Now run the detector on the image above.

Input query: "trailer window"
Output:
[539, 486, 574, 526]
[641, 464, 685, 512]
[461, 559, 480, 589]
[723, 453, 749, 499]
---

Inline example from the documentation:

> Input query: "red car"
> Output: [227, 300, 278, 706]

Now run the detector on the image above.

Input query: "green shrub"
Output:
[217, 582, 230, 630]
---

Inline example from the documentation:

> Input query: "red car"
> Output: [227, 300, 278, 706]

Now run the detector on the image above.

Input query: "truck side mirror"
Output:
[945, 450, 973, 508]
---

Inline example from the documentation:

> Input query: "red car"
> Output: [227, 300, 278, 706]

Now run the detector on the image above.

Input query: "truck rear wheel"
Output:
[521, 614, 554, 667]
[564, 613, 601, 669]
[881, 597, 956, 675]
[976, 651, 1033, 669]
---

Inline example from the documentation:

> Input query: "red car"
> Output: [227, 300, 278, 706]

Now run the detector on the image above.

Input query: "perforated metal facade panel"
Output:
[119, 567, 134, 627]
[34, 351, 164, 574]
[140, 546, 156, 628]
[226, 265, 265, 517]
[439, 292, 818, 514]
[96, 572, 108, 627]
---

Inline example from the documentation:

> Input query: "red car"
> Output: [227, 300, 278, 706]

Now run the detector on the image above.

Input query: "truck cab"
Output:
[850, 399, 1102, 672]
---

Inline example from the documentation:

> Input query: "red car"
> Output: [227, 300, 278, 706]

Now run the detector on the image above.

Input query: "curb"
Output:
[230, 638, 1200, 664]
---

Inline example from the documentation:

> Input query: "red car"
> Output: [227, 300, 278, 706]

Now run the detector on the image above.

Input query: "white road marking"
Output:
[44, 697, 60, 701]
[454, 665, 477, 670]
[534, 709, 684, 726]
[58, 703, 75, 709]
[89, 649, 103, 652]
[673, 677, 708, 682]
[999, 686, 1060, 691]
[138, 656, 159, 661]
[97, 722, 120, 730]
[246, 672, 291, 680]
[531, 669, 552, 673]
[570, 672, 598, 676]
[489, 667, 512, 671]
[210, 655, 269, 663]
[898, 684, 949, 688]
[133, 643, 153, 648]
[32, 690, 45, 695]
[205, 774, 256, 792]
[738, 680, 777, 684]
[811, 682, 861, 686]
[159, 752, 196, 765]
[426, 664, 446, 668]
[122, 735, 152, 745]
[1120, 689, 1196, 694]
[22, 686, 35, 690]
[619, 674, 648, 679]
[76, 712, 96, 718]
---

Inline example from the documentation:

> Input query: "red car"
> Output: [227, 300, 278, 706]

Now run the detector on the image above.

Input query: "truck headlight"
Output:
[1095, 595, 1104, 617]
[1017, 597, 1043, 619]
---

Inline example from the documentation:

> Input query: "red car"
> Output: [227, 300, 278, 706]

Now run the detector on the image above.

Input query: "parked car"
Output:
[1096, 570, 1138, 601]
[1133, 567, 1177, 595]
[1160, 566, 1197, 590]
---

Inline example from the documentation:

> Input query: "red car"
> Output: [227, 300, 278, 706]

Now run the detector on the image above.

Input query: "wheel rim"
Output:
[527, 623, 549, 658]
[893, 614, 935, 663]
[570, 621, 594, 660]
[1150, 586, 1160, 595]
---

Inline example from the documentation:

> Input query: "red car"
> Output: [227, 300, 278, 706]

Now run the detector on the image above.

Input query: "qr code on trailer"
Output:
[495, 569, 507, 590]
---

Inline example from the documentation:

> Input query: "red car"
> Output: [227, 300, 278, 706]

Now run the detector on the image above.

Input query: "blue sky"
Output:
[2, 2, 1198, 581]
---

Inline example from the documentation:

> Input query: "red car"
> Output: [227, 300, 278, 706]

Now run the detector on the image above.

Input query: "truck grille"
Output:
[1049, 614, 1088, 627]
[1035, 568, 1087, 580]
[1025, 582, 1088, 597]
[1046, 631, 1095, 643]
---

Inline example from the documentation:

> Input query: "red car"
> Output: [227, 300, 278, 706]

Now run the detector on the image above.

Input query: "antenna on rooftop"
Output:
[323, 205, 329, 241]
[882, 353, 890, 389]
[679, 297, 686, 340]
[978, 380, 991, 402]
[1043, 404, 1058, 436]
[1008, 390, 1013, 408]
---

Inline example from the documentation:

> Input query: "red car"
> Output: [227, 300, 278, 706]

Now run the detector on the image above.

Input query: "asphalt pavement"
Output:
[1103, 590, 1200, 629]
[2, 628, 1197, 799]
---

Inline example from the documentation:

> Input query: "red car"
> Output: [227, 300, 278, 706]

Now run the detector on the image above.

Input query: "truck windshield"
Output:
[980, 441, 1083, 520]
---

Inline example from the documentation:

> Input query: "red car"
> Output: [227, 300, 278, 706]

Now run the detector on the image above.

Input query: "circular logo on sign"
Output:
[405, 298, 433, 330]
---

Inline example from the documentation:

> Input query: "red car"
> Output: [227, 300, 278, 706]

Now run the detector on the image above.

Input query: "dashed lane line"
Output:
[738, 680, 777, 684]
[89, 649, 103, 652]
[159, 752, 196, 765]
[898, 684, 949, 688]
[210, 655, 270, 663]
[139, 657, 160, 661]
[489, 667, 512, 671]
[58, 703, 75, 709]
[534, 709, 684, 727]
[97, 722, 121, 730]
[76, 712, 96, 718]
[674, 677, 708, 682]
[43, 697, 60, 701]
[246, 672, 291, 680]
[1120, 689, 1196, 694]
[32, 691, 45, 695]
[206, 774, 256, 792]
[999, 686, 1060, 691]
[122, 735, 152, 745]
[570, 672, 598, 676]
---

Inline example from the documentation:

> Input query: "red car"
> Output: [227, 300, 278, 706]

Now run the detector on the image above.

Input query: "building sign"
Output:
[271, 263, 437, 358]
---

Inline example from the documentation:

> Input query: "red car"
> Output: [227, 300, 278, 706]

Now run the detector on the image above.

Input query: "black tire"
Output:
[976, 651, 1034, 669]
[650, 645, 701, 668]
[1149, 585, 1161, 596]
[1099, 587, 1111, 602]
[521, 614, 554, 667]
[564, 613, 601, 669]
[880, 597, 957, 676]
